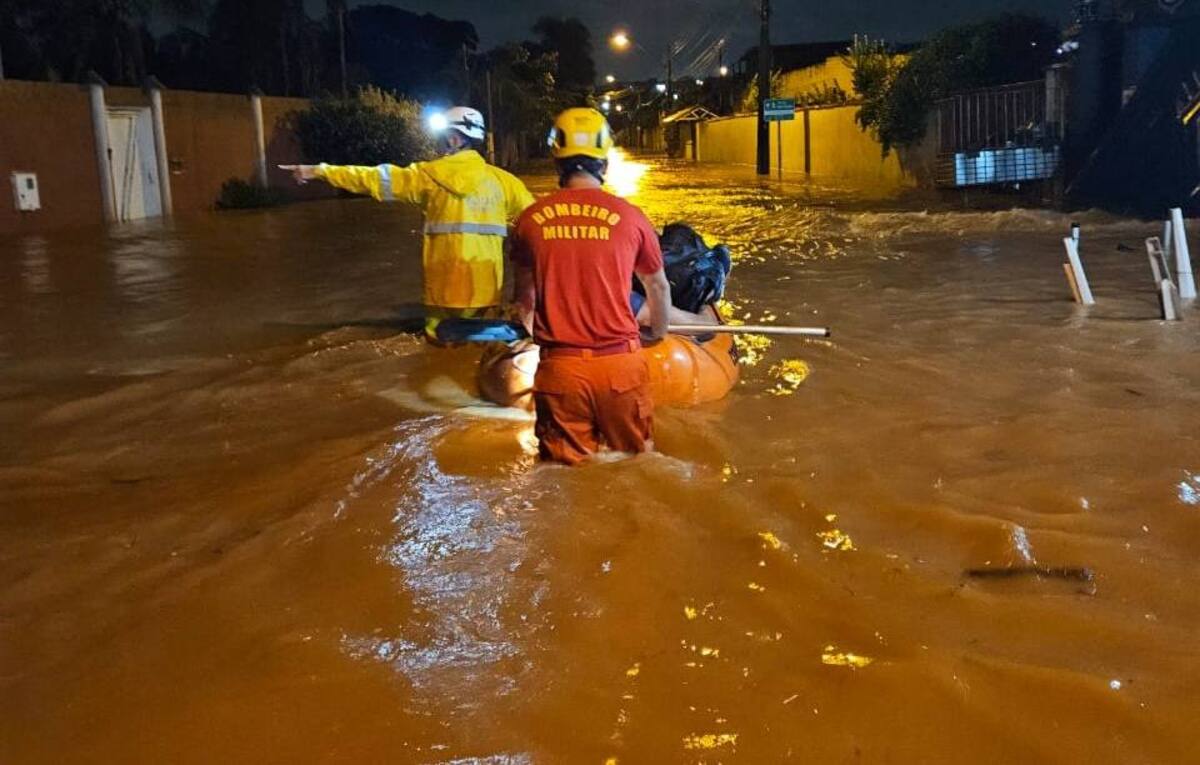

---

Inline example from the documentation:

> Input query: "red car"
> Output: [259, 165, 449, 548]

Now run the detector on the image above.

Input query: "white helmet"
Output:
[438, 106, 486, 141]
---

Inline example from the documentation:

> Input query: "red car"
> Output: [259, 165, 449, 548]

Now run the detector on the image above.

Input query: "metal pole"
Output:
[336, 6, 347, 98]
[250, 90, 269, 188]
[776, 120, 782, 177]
[87, 73, 117, 223]
[666, 46, 673, 105]
[145, 77, 173, 217]
[0, 40, 5, 80]
[756, 0, 771, 175]
[485, 68, 496, 164]
[803, 108, 811, 174]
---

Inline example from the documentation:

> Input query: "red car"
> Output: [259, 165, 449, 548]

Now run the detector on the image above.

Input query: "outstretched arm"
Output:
[278, 163, 425, 203]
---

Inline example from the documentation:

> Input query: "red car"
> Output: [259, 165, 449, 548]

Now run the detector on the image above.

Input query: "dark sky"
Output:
[334, 0, 1072, 80]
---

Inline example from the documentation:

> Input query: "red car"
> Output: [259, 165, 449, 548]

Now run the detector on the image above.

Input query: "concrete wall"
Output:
[0, 81, 106, 235]
[697, 104, 914, 189]
[777, 58, 856, 99]
[0, 80, 321, 236]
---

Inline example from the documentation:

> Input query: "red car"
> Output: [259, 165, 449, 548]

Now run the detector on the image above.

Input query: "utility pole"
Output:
[336, 4, 347, 98]
[666, 42, 674, 105]
[485, 68, 496, 164]
[756, 0, 771, 175]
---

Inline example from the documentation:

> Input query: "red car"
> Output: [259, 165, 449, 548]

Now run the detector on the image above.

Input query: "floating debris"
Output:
[684, 605, 699, 620]
[963, 566, 1094, 582]
[817, 529, 855, 552]
[747, 582, 766, 592]
[1109, 679, 1122, 691]
[683, 733, 738, 751]
[734, 333, 773, 367]
[767, 359, 811, 396]
[821, 645, 874, 669]
[625, 663, 640, 678]
[758, 531, 784, 550]
[824, 513, 838, 523]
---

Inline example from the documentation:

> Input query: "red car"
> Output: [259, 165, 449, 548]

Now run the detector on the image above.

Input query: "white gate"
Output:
[106, 108, 163, 222]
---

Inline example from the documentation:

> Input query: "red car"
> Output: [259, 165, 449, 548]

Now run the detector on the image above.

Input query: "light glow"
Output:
[427, 112, 448, 132]
[605, 147, 648, 199]
[605, 74, 616, 84]
[655, 83, 667, 93]
[610, 31, 631, 50]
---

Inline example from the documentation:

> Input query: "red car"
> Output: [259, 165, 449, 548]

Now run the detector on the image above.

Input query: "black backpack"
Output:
[634, 223, 732, 313]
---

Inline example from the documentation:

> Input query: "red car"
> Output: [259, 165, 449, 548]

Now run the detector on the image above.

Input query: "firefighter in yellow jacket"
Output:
[281, 106, 534, 338]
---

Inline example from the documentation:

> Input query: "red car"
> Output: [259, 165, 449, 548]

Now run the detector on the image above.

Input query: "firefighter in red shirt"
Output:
[510, 108, 672, 465]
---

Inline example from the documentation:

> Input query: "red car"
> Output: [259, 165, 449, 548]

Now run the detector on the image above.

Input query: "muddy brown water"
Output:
[2, 158, 1200, 763]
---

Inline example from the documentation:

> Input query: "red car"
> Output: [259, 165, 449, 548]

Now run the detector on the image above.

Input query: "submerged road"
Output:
[2, 157, 1200, 763]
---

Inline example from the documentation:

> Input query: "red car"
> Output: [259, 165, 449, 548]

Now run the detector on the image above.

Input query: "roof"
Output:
[662, 106, 719, 124]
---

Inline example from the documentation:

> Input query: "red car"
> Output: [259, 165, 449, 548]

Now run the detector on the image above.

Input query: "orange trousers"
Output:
[533, 350, 654, 465]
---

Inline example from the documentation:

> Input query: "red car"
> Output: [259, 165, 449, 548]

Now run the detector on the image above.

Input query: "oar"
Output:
[670, 324, 831, 337]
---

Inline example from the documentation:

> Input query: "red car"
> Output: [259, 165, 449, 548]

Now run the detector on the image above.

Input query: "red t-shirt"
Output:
[512, 187, 664, 349]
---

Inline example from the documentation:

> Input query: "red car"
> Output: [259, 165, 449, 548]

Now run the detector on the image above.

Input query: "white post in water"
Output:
[1170, 208, 1195, 299]
[1063, 236, 1095, 305]
[145, 77, 173, 217]
[250, 90, 269, 188]
[87, 73, 117, 224]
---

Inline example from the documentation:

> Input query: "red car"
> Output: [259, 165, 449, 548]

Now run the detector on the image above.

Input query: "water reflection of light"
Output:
[1180, 471, 1199, 506]
[338, 418, 547, 701]
[19, 236, 52, 294]
[605, 147, 648, 199]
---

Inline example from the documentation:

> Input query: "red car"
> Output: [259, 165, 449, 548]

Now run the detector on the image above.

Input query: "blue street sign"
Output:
[764, 98, 796, 121]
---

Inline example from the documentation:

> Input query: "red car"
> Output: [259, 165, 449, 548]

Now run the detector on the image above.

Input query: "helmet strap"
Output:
[557, 158, 607, 187]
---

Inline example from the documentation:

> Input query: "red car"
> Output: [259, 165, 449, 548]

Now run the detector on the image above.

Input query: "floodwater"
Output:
[3, 157, 1200, 764]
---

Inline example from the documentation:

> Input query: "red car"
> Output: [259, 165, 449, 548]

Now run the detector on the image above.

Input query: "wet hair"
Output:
[555, 156, 608, 186]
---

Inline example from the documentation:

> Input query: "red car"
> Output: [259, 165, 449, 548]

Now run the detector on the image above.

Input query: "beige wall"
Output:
[0, 81, 106, 235]
[697, 105, 914, 190]
[778, 58, 857, 99]
[1, 80, 324, 236]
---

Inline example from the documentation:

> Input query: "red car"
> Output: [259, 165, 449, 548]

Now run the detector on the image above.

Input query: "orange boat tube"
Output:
[478, 333, 740, 411]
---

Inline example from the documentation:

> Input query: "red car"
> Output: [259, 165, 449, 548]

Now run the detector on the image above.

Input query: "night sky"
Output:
[330, 0, 1073, 80]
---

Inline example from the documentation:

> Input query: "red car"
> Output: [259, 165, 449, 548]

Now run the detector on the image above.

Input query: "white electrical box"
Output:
[11, 172, 41, 212]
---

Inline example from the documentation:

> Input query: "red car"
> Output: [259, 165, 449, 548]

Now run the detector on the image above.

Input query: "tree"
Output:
[850, 15, 1060, 154]
[207, 0, 324, 96]
[346, 5, 478, 102]
[0, 0, 202, 84]
[531, 16, 595, 93]
[294, 85, 433, 166]
[476, 42, 559, 164]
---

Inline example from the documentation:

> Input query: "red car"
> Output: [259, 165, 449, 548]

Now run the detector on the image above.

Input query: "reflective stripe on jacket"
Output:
[316, 150, 534, 308]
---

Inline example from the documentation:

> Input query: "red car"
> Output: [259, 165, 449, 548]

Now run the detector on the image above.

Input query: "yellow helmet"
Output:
[547, 107, 614, 160]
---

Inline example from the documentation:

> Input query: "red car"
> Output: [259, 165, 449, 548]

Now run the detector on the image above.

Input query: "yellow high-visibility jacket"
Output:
[316, 150, 534, 308]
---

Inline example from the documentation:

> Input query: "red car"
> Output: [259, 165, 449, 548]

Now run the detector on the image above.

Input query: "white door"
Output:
[106, 108, 162, 222]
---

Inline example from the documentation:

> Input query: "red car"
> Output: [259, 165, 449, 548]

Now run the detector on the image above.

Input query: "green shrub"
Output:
[216, 178, 283, 209]
[294, 86, 434, 166]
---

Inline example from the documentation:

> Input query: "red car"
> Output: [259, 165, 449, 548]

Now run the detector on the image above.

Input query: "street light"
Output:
[600, 101, 611, 112]
[610, 31, 631, 51]
[615, 104, 624, 112]
[655, 82, 667, 93]
[605, 74, 616, 84]
[719, 65, 729, 77]
[695, 78, 704, 86]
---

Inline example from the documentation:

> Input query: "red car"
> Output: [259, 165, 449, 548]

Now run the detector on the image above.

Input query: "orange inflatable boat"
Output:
[477, 332, 739, 411]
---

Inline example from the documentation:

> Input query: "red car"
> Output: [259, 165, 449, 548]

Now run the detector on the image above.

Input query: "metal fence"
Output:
[935, 80, 1062, 187]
